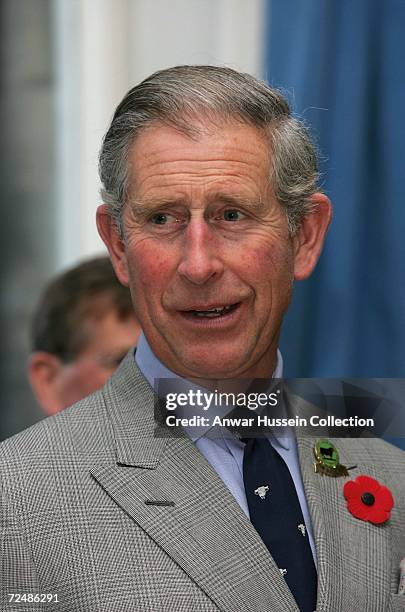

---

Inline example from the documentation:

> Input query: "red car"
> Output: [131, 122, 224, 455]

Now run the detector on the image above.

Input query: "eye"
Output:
[150, 212, 178, 225]
[222, 209, 246, 222]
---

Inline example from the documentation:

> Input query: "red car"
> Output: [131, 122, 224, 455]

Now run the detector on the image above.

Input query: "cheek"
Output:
[242, 241, 295, 312]
[240, 239, 294, 279]
[59, 363, 108, 405]
[129, 242, 176, 292]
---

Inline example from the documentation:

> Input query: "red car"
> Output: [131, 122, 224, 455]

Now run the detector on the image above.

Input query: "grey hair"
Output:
[99, 65, 320, 235]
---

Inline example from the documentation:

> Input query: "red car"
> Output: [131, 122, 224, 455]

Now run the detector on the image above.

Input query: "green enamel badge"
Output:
[313, 439, 349, 477]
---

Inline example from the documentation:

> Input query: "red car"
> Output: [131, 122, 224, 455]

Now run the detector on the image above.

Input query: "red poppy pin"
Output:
[343, 475, 394, 525]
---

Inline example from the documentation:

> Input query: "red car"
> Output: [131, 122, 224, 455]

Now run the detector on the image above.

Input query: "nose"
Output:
[177, 218, 224, 285]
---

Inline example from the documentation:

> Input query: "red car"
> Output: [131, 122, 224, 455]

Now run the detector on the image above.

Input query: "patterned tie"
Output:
[242, 437, 317, 612]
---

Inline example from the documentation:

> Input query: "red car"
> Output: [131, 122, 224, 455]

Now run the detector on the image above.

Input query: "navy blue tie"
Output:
[242, 437, 317, 612]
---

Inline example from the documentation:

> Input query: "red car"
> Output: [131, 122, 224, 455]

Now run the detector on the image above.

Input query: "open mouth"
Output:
[181, 303, 240, 318]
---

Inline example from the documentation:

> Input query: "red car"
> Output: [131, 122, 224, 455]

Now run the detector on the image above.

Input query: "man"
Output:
[28, 256, 141, 414]
[1, 66, 404, 611]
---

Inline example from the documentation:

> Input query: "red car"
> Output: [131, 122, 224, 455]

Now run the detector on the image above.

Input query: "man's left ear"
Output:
[293, 193, 332, 280]
[96, 204, 129, 286]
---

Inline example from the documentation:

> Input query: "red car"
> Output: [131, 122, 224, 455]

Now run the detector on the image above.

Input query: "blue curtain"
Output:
[265, 0, 405, 379]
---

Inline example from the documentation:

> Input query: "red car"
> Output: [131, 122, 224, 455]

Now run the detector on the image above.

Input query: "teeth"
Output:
[192, 305, 233, 317]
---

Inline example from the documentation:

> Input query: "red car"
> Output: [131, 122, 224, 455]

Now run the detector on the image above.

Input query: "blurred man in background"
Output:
[28, 256, 141, 414]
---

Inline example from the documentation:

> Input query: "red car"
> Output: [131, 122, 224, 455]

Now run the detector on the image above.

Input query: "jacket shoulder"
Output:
[0, 388, 112, 471]
[353, 437, 405, 465]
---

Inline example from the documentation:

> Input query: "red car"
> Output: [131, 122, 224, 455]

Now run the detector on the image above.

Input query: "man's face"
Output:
[55, 309, 141, 407]
[99, 121, 330, 380]
[29, 308, 141, 414]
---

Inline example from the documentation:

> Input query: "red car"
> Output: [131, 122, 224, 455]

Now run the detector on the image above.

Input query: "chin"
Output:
[177, 349, 250, 380]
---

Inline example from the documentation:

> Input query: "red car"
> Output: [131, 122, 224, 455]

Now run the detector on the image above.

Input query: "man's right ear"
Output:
[96, 204, 129, 286]
[28, 352, 64, 416]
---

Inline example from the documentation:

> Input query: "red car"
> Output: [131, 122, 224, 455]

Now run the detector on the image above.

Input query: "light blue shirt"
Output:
[135, 332, 317, 564]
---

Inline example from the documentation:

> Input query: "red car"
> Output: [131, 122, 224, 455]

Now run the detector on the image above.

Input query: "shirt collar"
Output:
[135, 332, 289, 449]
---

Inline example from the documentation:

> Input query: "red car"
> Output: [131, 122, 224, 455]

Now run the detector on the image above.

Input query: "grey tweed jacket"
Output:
[1, 352, 405, 612]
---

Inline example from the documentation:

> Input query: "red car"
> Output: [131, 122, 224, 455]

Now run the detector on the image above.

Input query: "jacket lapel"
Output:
[292, 393, 393, 612]
[91, 354, 299, 612]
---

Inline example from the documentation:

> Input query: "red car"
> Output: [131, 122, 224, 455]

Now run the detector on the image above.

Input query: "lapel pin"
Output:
[254, 485, 270, 500]
[313, 439, 349, 477]
[343, 475, 394, 525]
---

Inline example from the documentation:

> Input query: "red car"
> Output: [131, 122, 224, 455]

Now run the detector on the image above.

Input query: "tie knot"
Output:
[240, 436, 260, 448]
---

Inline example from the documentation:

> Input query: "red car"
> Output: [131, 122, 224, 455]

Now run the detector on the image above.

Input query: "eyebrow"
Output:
[206, 192, 265, 211]
[129, 192, 264, 216]
[129, 196, 187, 215]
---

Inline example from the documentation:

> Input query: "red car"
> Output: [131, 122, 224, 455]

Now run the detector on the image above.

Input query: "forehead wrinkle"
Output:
[128, 130, 273, 213]
[133, 158, 263, 187]
[131, 140, 269, 174]
[129, 121, 271, 182]
[133, 158, 267, 189]
[129, 168, 266, 207]
[130, 164, 255, 206]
